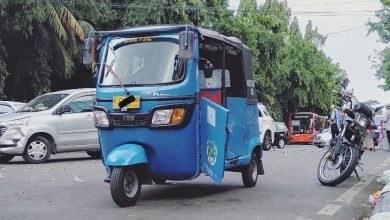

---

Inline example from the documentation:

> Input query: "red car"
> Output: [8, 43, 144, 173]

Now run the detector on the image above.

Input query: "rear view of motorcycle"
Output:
[317, 85, 378, 186]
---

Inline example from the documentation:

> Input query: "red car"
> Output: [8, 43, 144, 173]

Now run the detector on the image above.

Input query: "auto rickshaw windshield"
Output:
[100, 37, 186, 86]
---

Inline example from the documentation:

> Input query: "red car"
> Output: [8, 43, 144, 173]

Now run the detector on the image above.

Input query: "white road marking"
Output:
[317, 204, 342, 215]
[335, 176, 374, 203]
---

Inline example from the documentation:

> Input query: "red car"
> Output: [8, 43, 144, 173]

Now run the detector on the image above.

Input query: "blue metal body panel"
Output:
[105, 144, 147, 166]
[200, 97, 229, 184]
[96, 33, 201, 180]
[94, 27, 261, 183]
[224, 98, 261, 169]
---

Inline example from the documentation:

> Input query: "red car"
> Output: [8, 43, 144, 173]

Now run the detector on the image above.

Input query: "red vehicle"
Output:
[288, 112, 328, 144]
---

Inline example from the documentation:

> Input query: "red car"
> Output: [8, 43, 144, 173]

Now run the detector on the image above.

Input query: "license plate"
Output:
[112, 96, 140, 109]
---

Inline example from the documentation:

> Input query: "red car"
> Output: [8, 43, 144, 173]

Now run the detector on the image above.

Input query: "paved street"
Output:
[1, 145, 390, 220]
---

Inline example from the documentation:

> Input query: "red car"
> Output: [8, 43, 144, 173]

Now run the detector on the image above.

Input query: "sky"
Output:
[229, 0, 390, 106]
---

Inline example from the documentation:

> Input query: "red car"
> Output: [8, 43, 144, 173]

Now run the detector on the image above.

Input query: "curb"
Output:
[370, 171, 390, 219]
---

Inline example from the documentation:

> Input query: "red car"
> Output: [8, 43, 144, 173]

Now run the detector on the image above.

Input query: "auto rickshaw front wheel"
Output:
[110, 167, 141, 207]
[241, 153, 259, 187]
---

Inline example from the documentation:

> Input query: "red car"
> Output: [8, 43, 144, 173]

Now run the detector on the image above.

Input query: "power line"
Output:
[290, 0, 378, 7]
[325, 26, 366, 35]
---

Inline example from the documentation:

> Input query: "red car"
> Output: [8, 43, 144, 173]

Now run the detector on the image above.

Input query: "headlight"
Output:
[151, 108, 185, 126]
[0, 117, 29, 127]
[94, 110, 110, 128]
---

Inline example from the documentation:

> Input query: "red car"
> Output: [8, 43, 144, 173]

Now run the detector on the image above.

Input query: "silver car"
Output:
[0, 88, 100, 163]
[0, 101, 25, 114]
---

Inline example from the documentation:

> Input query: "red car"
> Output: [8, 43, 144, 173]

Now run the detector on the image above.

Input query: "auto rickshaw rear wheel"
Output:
[152, 176, 167, 184]
[110, 167, 141, 207]
[241, 153, 259, 187]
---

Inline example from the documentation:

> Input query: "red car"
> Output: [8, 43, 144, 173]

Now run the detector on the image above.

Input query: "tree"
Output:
[0, 0, 110, 101]
[368, 0, 390, 91]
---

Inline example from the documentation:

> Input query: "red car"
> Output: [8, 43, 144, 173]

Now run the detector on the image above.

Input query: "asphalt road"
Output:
[1, 145, 390, 220]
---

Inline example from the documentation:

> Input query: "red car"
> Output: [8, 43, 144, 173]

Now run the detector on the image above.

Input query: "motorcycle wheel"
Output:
[317, 145, 359, 186]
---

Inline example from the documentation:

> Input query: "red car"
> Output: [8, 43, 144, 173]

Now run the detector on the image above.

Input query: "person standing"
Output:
[384, 104, 390, 148]
[330, 104, 341, 139]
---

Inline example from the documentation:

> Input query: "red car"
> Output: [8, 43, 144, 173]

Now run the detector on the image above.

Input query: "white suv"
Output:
[258, 103, 276, 151]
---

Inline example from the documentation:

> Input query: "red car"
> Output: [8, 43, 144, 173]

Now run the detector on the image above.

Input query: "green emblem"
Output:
[207, 139, 217, 166]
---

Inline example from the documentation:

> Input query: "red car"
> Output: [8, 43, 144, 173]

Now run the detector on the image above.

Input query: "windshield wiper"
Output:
[103, 63, 135, 108]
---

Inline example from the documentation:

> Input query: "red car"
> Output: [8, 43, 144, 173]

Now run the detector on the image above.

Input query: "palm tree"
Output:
[0, 0, 109, 101]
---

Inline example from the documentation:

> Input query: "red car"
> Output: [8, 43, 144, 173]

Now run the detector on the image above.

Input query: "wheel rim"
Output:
[319, 147, 353, 181]
[250, 158, 258, 181]
[278, 139, 285, 148]
[123, 171, 138, 198]
[27, 140, 48, 160]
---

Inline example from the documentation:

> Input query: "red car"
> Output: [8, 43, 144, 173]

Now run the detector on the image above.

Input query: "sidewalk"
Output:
[369, 170, 390, 219]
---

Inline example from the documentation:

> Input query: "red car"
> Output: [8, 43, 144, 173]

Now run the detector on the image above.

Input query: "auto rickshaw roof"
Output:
[92, 24, 246, 49]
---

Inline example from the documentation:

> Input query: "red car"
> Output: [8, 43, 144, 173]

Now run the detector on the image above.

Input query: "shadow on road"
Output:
[140, 182, 243, 202]
[6, 156, 100, 165]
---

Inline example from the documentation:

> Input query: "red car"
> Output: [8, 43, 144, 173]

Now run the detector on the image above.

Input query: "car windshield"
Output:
[291, 114, 313, 134]
[100, 37, 185, 86]
[18, 93, 69, 112]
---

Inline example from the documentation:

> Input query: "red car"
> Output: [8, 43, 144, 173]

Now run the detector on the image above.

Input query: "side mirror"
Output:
[82, 38, 96, 68]
[178, 31, 194, 60]
[58, 105, 71, 115]
[203, 61, 214, 78]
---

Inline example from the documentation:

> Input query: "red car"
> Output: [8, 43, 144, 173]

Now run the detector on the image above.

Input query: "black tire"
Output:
[152, 176, 167, 184]
[0, 155, 14, 163]
[110, 167, 141, 207]
[242, 153, 259, 187]
[317, 145, 360, 186]
[277, 138, 286, 149]
[23, 136, 51, 164]
[87, 151, 101, 159]
[262, 132, 272, 151]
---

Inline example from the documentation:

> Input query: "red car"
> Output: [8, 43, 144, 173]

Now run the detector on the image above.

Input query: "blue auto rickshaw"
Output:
[82, 25, 264, 207]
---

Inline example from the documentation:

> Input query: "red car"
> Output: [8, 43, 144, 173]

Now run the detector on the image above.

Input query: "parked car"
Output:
[0, 88, 100, 163]
[313, 127, 332, 148]
[258, 103, 276, 151]
[273, 122, 288, 148]
[0, 101, 25, 114]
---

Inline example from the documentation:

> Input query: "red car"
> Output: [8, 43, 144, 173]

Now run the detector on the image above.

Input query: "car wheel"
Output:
[262, 132, 272, 151]
[241, 153, 259, 187]
[0, 155, 14, 163]
[23, 136, 51, 164]
[87, 151, 101, 159]
[110, 167, 141, 207]
[277, 138, 285, 149]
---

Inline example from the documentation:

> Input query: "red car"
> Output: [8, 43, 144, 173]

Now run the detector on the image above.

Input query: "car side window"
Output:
[258, 108, 263, 117]
[262, 106, 270, 116]
[66, 95, 93, 114]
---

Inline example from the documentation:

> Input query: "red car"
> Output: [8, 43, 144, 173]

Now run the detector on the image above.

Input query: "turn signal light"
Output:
[170, 108, 185, 124]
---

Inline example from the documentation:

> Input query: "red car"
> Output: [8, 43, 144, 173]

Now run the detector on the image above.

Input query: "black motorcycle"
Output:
[317, 92, 377, 186]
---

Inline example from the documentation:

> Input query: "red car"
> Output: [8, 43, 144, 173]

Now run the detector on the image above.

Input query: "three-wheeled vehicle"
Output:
[82, 25, 264, 207]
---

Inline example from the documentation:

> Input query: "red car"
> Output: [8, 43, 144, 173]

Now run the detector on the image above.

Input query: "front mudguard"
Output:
[105, 144, 148, 167]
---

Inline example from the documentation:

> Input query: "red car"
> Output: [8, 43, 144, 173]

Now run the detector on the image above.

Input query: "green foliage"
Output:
[0, 0, 344, 122]
[369, 0, 390, 91]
